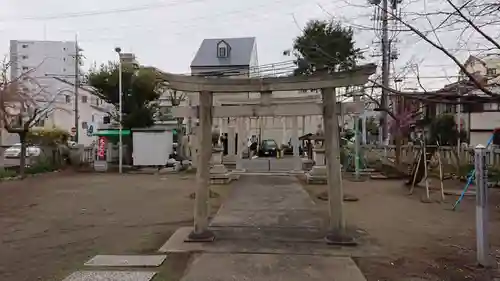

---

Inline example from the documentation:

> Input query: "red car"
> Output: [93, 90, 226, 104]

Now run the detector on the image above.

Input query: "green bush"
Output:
[0, 169, 18, 179]
[26, 158, 56, 175]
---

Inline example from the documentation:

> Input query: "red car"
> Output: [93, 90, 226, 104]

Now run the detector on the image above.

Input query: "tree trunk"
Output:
[19, 132, 27, 179]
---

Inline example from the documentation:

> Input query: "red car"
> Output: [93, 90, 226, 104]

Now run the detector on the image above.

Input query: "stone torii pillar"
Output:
[281, 117, 287, 147]
[187, 90, 215, 242]
[235, 117, 247, 171]
[322, 87, 354, 245]
[291, 116, 302, 172]
[227, 124, 236, 159]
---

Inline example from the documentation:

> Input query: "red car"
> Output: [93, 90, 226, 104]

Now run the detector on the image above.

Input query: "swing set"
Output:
[406, 127, 499, 207]
[407, 135, 446, 202]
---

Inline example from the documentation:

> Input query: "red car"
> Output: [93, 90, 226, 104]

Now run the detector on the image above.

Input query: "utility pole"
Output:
[74, 35, 80, 143]
[380, 0, 390, 144]
[114, 47, 123, 174]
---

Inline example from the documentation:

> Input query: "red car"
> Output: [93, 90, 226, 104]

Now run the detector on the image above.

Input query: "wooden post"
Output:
[187, 90, 215, 242]
[322, 88, 354, 245]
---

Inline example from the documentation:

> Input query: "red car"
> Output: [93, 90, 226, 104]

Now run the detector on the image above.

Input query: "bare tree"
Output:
[0, 58, 65, 178]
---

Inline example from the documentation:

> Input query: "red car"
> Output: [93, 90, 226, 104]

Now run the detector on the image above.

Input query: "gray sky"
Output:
[0, 0, 496, 90]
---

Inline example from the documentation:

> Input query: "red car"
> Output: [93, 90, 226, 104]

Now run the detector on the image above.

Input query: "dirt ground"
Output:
[302, 178, 500, 281]
[4, 171, 500, 281]
[0, 171, 228, 281]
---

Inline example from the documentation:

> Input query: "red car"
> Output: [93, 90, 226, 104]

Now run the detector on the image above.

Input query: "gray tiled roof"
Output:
[190, 37, 255, 67]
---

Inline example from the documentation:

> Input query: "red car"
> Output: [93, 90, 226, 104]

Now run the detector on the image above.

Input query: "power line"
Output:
[0, 0, 207, 22]
[54, 0, 305, 36]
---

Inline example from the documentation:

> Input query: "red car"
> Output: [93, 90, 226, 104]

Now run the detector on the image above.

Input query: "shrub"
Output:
[0, 169, 18, 179]
[26, 157, 56, 175]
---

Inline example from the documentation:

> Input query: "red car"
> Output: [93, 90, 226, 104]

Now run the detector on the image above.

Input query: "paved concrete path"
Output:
[211, 175, 322, 229]
[239, 158, 298, 172]
[178, 175, 367, 281]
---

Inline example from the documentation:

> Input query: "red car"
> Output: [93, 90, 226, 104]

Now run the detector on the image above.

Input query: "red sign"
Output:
[98, 136, 107, 160]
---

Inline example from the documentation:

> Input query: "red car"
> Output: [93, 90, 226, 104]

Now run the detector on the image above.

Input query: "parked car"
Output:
[258, 139, 279, 157]
[3, 143, 41, 158]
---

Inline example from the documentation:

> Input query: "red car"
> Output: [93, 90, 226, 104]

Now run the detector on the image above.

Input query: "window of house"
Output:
[22, 66, 29, 71]
[65, 95, 71, 103]
[22, 44, 28, 48]
[81, 121, 88, 129]
[91, 115, 95, 122]
[21, 55, 28, 59]
[218, 46, 227, 57]
[487, 68, 497, 76]
[63, 47, 66, 51]
[81, 95, 87, 103]
[485, 103, 499, 111]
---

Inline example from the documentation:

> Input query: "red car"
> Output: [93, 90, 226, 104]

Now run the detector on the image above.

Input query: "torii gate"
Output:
[155, 63, 377, 245]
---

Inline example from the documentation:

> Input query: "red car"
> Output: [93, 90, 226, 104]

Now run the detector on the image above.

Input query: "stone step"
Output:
[180, 253, 367, 281]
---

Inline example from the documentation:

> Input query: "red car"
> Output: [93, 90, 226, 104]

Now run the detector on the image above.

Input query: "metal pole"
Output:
[362, 113, 367, 145]
[354, 91, 361, 179]
[457, 76, 462, 163]
[474, 144, 490, 267]
[117, 50, 123, 174]
[354, 113, 360, 180]
[74, 35, 80, 143]
[380, 0, 390, 143]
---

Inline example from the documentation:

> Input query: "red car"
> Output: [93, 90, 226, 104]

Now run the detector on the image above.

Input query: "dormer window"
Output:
[217, 40, 230, 58]
[218, 46, 227, 57]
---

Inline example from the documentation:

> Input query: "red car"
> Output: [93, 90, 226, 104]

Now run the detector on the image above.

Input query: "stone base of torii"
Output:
[154, 63, 376, 245]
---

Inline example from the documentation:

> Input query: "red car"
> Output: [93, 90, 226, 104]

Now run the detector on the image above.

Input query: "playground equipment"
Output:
[452, 130, 496, 210]
[406, 137, 446, 202]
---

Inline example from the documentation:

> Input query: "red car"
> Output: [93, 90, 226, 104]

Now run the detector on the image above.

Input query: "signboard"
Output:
[94, 136, 108, 172]
[97, 136, 107, 160]
[87, 123, 95, 137]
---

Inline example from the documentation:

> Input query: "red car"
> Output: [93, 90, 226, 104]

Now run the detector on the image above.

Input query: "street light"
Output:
[115, 47, 123, 174]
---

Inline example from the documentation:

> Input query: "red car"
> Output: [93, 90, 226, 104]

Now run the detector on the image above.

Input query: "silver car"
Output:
[4, 143, 41, 158]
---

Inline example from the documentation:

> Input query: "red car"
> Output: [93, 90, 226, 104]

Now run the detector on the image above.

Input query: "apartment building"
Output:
[460, 55, 500, 145]
[429, 54, 500, 146]
[2, 40, 110, 146]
